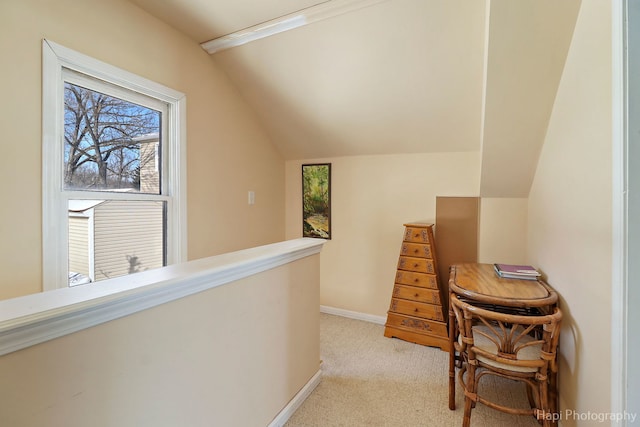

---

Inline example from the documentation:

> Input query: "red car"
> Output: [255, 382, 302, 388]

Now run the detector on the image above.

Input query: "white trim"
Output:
[0, 238, 324, 357]
[478, 0, 491, 160]
[267, 370, 322, 427]
[42, 39, 187, 290]
[320, 305, 387, 325]
[42, 41, 67, 291]
[201, 0, 390, 54]
[612, 0, 628, 423]
[44, 40, 185, 102]
[169, 93, 188, 263]
[88, 207, 96, 281]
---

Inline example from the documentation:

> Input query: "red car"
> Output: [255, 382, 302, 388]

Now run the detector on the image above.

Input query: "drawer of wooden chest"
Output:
[392, 284, 441, 305]
[397, 256, 435, 274]
[403, 227, 430, 243]
[395, 271, 438, 289]
[385, 312, 448, 337]
[389, 298, 444, 321]
[400, 242, 432, 259]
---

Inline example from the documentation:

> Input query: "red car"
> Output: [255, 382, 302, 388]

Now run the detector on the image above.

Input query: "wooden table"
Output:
[447, 263, 559, 411]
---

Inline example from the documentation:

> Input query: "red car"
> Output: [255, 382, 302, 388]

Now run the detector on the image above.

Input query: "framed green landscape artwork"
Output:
[302, 163, 331, 239]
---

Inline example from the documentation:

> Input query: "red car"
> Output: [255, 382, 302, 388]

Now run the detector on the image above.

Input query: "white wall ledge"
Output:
[0, 238, 325, 356]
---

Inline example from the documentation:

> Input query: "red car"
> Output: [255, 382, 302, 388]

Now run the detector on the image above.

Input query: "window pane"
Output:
[68, 199, 166, 286]
[63, 82, 161, 194]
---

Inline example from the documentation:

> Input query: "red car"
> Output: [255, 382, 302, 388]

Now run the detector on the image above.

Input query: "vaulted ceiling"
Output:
[128, 0, 581, 197]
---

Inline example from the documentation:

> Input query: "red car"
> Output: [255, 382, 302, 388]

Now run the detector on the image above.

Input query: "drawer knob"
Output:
[414, 293, 420, 298]
[414, 278, 419, 283]
[413, 263, 419, 268]
[413, 249, 419, 254]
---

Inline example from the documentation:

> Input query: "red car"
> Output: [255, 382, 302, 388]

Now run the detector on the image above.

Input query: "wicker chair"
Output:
[449, 293, 562, 427]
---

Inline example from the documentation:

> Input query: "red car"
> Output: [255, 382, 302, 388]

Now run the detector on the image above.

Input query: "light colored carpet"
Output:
[285, 313, 541, 427]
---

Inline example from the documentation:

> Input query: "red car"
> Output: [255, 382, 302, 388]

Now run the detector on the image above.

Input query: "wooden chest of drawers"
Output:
[384, 223, 448, 351]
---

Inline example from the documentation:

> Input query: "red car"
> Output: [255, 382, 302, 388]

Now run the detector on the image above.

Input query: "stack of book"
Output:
[493, 263, 541, 281]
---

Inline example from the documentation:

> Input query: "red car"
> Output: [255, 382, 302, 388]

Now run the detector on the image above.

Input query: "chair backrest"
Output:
[450, 293, 562, 372]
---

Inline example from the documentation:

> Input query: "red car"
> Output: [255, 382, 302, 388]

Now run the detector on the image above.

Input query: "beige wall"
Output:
[0, 254, 320, 427]
[477, 198, 528, 264]
[527, 0, 612, 423]
[479, 0, 580, 198]
[285, 154, 534, 318]
[286, 152, 481, 317]
[0, 0, 617, 419]
[0, 0, 285, 300]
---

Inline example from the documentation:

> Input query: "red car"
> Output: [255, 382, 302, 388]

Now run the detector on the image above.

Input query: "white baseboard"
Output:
[320, 305, 387, 325]
[268, 370, 322, 427]
[268, 308, 385, 426]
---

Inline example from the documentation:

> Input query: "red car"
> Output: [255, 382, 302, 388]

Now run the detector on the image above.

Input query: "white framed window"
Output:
[42, 40, 187, 291]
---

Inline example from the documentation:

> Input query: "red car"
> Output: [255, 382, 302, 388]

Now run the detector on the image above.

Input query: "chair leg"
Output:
[526, 382, 535, 409]
[549, 369, 559, 422]
[462, 397, 473, 427]
[462, 364, 477, 427]
[448, 307, 457, 410]
[538, 378, 553, 427]
[449, 351, 457, 410]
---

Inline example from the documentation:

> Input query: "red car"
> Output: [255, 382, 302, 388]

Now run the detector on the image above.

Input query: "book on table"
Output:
[493, 263, 541, 280]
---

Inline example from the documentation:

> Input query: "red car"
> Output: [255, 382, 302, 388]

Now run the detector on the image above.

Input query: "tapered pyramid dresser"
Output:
[383, 223, 449, 351]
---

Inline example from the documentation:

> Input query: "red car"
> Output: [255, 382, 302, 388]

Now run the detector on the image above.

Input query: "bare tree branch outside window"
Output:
[63, 82, 160, 192]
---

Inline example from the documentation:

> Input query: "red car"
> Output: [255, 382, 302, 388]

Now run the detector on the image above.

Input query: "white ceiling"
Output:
[128, 0, 581, 197]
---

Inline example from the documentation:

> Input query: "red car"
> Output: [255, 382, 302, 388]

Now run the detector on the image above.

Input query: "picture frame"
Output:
[302, 163, 331, 239]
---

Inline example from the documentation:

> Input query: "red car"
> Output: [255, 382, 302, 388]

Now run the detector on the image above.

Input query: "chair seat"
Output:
[459, 325, 542, 373]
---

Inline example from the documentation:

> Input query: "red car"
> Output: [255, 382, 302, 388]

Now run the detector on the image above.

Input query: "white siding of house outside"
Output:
[68, 214, 90, 277]
[138, 136, 160, 194]
[93, 200, 164, 281]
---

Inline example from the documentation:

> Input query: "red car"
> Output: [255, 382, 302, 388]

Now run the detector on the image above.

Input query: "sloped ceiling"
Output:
[480, 0, 581, 197]
[128, 0, 581, 197]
